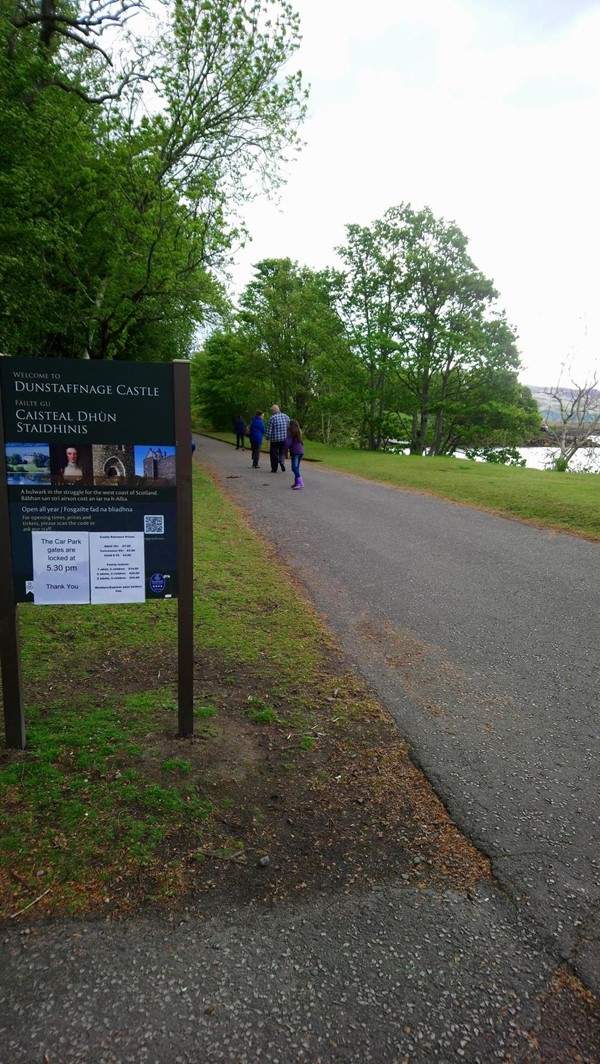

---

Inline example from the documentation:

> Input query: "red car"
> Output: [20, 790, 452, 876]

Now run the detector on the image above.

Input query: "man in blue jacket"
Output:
[265, 405, 290, 473]
[233, 415, 246, 450]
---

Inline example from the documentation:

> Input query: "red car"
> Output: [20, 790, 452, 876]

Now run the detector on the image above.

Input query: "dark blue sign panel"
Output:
[0, 357, 178, 603]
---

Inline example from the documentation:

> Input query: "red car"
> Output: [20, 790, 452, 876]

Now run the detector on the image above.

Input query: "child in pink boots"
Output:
[285, 419, 304, 489]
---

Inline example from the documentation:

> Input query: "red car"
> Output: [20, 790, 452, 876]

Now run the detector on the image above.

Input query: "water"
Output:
[514, 447, 600, 472]
[389, 443, 600, 472]
[7, 473, 52, 485]
[464, 447, 600, 473]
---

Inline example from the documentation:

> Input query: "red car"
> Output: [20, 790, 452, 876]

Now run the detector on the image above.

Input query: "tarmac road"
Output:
[199, 436, 600, 995]
[2, 436, 599, 1063]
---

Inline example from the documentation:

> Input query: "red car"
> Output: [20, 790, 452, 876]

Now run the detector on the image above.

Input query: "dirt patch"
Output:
[358, 618, 513, 722]
[2, 642, 492, 921]
[359, 620, 464, 716]
[48, 644, 490, 918]
[69, 645, 179, 699]
[528, 966, 600, 1063]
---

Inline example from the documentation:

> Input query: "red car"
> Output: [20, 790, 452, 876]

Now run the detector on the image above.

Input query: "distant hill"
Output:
[527, 386, 600, 424]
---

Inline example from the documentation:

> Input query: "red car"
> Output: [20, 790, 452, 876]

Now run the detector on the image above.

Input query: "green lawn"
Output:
[7, 461, 46, 474]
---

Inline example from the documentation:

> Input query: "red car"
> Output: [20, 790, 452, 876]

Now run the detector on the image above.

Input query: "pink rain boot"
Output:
[292, 476, 304, 489]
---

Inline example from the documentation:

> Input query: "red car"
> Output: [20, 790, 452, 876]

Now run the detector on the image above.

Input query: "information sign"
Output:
[0, 357, 177, 604]
[0, 355, 194, 749]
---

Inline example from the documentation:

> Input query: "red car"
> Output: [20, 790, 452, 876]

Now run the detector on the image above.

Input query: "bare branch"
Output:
[44, 70, 152, 104]
[57, 27, 113, 62]
[543, 370, 600, 466]
[10, 0, 144, 59]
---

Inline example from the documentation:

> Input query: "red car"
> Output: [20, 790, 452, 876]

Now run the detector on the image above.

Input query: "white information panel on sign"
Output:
[90, 532, 145, 604]
[31, 532, 90, 605]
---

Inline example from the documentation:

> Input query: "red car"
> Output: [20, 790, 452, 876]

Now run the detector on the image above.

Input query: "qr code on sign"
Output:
[144, 514, 164, 535]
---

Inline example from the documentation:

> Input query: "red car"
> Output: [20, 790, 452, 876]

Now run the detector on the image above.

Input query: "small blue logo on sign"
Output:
[149, 573, 166, 594]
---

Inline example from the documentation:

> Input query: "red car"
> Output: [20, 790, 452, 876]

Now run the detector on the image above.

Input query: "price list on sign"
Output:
[90, 532, 145, 604]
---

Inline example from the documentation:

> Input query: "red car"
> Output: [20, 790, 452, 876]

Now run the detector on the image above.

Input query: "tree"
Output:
[417, 319, 540, 455]
[543, 363, 600, 469]
[238, 258, 352, 432]
[5, 0, 149, 102]
[432, 368, 540, 455]
[0, 0, 307, 359]
[307, 327, 365, 444]
[335, 214, 406, 449]
[335, 205, 526, 453]
[193, 259, 359, 440]
[190, 330, 269, 428]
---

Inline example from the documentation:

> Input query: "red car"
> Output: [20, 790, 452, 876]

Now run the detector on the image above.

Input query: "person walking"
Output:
[265, 405, 290, 473]
[285, 419, 305, 489]
[233, 415, 246, 450]
[247, 411, 266, 468]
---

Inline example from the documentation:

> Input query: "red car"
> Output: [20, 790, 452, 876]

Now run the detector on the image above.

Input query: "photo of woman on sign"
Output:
[49, 443, 93, 481]
[62, 446, 83, 477]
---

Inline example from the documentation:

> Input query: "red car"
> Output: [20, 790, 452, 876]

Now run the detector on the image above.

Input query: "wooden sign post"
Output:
[0, 356, 194, 749]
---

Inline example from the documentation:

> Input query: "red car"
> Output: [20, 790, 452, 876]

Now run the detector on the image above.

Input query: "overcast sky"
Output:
[232, 0, 600, 388]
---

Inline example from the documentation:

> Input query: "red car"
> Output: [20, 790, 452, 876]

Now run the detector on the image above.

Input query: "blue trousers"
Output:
[291, 454, 302, 478]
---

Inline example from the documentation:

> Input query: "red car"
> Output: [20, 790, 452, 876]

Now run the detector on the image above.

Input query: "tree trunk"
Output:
[429, 358, 452, 455]
[413, 376, 431, 454]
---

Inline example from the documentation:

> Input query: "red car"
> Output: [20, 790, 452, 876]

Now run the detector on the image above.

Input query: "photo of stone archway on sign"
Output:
[92, 443, 135, 483]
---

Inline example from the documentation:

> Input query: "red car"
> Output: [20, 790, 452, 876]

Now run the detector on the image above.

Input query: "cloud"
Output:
[232, 0, 600, 384]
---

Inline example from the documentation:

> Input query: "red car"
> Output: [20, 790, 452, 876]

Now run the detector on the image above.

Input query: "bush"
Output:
[552, 456, 569, 472]
[464, 447, 525, 467]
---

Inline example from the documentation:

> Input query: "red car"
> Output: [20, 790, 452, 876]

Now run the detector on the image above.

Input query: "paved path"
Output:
[199, 436, 600, 995]
[0, 885, 572, 1063]
[2, 436, 599, 1063]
